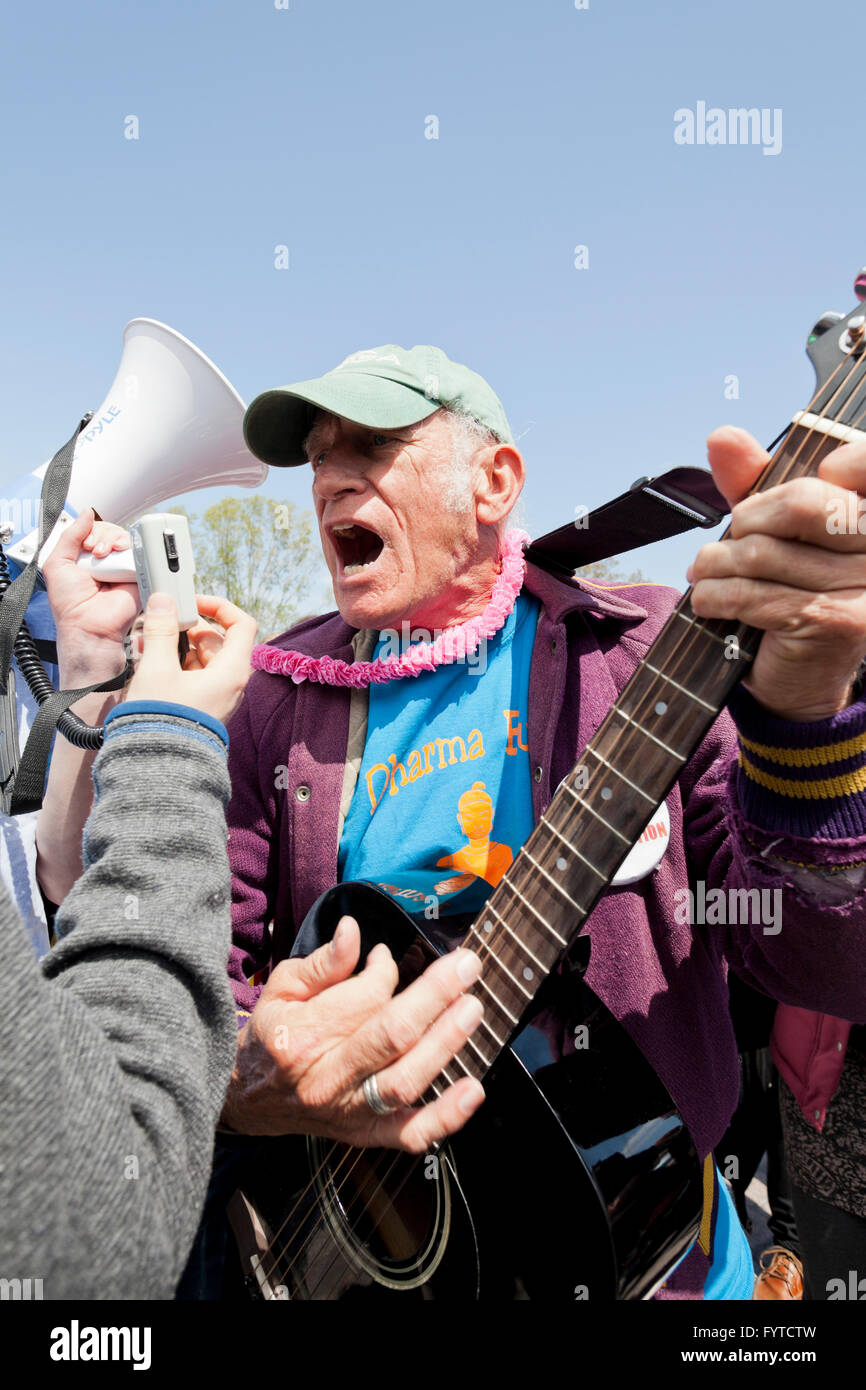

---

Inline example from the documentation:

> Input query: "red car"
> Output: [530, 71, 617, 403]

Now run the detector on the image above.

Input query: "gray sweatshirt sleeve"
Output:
[0, 704, 237, 1300]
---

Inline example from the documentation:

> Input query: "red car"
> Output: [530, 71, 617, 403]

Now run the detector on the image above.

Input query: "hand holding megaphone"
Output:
[45, 506, 201, 677]
[0, 316, 269, 825]
[75, 539, 137, 584]
[71, 510, 199, 631]
[42, 509, 140, 668]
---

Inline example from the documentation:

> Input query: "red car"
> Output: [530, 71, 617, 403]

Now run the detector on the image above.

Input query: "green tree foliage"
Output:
[574, 557, 647, 585]
[171, 496, 326, 637]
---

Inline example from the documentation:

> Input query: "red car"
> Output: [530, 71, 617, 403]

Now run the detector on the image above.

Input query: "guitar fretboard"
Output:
[430, 420, 845, 1096]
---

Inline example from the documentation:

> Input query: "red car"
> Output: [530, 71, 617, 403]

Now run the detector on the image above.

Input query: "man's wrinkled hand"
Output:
[222, 915, 485, 1152]
[686, 425, 866, 721]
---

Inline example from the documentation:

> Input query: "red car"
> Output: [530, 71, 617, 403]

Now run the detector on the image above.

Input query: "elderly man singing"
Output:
[207, 343, 866, 1300]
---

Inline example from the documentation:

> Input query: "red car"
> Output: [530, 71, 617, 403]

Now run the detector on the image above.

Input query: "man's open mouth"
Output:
[329, 522, 385, 576]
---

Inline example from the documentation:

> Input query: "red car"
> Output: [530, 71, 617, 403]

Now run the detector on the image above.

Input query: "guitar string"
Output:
[254, 1009, 455, 1284]
[283, 1148, 436, 1299]
[255, 1138, 387, 1290]
[256, 335, 866, 1294]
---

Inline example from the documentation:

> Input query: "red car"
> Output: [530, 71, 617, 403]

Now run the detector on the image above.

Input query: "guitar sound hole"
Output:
[308, 1141, 452, 1293]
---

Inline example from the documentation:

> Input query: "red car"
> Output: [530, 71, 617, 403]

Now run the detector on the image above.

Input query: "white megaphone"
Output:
[5, 317, 268, 580]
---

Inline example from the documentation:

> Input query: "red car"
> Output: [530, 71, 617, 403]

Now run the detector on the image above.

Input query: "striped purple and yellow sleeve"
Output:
[727, 685, 866, 840]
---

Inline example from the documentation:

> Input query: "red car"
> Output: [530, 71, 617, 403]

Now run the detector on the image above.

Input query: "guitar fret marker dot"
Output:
[556, 856, 567, 870]
[523, 967, 534, 981]
[655, 701, 668, 715]
[483, 921, 492, 933]
[601, 787, 612, 800]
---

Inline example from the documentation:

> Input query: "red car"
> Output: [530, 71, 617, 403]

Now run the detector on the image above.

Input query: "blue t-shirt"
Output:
[339, 594, 539, 920]
[662, 1165, 754, 1299]
[703, 1170, 755, 1300]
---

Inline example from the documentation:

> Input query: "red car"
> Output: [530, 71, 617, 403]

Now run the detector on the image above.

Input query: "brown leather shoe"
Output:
[753, 1246, 803, 1300]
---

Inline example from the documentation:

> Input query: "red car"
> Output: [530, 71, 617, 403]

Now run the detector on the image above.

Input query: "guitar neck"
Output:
[444, 420, 843, 1087]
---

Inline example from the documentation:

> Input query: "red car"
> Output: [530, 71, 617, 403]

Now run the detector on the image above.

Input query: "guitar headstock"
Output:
[805, 269, 866, 427]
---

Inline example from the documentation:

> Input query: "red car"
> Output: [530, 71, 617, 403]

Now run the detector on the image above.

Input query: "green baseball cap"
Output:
[243, 343, 514, 467]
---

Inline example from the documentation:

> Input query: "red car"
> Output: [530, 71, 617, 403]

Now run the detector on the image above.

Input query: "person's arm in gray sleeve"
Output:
[0, 592, 258, 1300]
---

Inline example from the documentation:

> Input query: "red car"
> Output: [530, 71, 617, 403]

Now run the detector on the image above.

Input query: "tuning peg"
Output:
[808, 312, 844, 343]
[855, 268, 866, 302]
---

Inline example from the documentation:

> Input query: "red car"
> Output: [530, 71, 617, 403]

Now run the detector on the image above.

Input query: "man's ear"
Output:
[475, 444, 525, 527]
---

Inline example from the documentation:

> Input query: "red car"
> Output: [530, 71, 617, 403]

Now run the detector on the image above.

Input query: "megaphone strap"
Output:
[0, 416, 134, 815]
[7, 663, 130, 816]
[0, 417, 88, 694]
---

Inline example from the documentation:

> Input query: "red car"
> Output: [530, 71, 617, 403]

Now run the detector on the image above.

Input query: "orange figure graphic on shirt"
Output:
[435, 782, 513, 892]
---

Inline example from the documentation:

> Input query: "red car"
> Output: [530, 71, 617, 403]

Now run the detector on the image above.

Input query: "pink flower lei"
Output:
[250, 529, 530, 688]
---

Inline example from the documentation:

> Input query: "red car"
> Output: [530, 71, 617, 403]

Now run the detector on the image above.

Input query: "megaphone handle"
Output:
[76, 550, 138, 583]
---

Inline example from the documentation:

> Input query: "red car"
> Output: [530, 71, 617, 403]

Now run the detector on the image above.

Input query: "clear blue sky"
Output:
[1, 0, 864, 589]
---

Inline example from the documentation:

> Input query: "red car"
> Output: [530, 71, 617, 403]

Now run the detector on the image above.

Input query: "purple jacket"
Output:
[225, 562, 866, 1295]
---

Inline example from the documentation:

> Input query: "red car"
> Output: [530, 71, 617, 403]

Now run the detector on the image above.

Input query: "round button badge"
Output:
[610, 800, 671, 886]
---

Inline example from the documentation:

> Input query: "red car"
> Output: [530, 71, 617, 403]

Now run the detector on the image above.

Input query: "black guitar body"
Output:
[225, 883, 702, 1301]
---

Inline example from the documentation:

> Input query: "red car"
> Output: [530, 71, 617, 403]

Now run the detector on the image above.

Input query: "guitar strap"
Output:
[524, 466, 728, 575]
